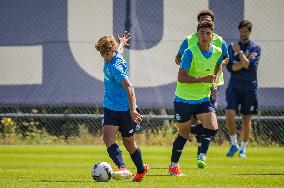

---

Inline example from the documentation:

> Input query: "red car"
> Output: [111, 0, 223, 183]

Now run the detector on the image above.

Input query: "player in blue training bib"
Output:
[95, 32, 149, 182]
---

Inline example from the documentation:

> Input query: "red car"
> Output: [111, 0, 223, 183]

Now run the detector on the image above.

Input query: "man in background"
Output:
[225, 20, 261, 158]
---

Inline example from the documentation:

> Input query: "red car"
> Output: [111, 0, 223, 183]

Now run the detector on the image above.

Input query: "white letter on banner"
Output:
[68, 0, 208, 87]
[0, 46, 42, 85]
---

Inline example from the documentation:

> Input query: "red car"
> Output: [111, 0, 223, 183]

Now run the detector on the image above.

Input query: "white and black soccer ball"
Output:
[91, 162, 113, 182]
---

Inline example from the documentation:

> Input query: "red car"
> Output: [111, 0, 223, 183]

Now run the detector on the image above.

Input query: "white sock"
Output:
[230, 134, 238, 146]
[240, 141, 248, 152]
[198, 153, 206, 161]
[171, 162, 179, 167]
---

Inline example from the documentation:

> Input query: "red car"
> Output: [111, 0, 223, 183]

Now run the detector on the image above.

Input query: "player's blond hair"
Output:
[95, 36, 116, 55]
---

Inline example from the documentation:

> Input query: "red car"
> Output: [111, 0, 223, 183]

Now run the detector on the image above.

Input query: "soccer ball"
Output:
[91, 162, 113, 182]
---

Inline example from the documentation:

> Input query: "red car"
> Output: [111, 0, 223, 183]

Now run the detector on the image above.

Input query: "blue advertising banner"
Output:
[0, 0, 283, 109]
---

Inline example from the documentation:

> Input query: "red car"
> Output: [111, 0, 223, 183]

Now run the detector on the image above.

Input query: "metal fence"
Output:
[0, 107, 283, 146]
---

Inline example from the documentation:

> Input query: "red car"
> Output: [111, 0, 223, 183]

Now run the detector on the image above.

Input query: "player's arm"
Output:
[221, 39, 229, 66]
[121, 79, 142, 124]
[214, 56, 223, 83]
[211, 56, 223, 97]
[177, 49, 215, 83]
[117, 31, 131, 55]
[175, 39, 188, 65]
[238, 51, 250, 69]
[231, 43, 250, 69]
[178, 69, 215, 83]
[246, 45, 261, 70]
[175, 53, 182, 65]
[226, 43, 244, 72]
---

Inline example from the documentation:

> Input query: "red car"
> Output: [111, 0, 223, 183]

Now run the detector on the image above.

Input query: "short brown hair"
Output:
[95, 36, 116, 55]
[197, 9, 215, 22]
[197, 21, 214, 31]
[238, 20, 252, 32]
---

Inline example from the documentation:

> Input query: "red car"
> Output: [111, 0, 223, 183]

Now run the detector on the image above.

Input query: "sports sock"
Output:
[191, 123, 203, 156]
[171, 135, 187, 163]
[191, 123, 203, 134]
[130, 148, 144, 173]
[107, 143, 126, 168]
[230, 134, 238, 146]
[170, 162, 179, 167]
[240, 141, 248, 152]
[200, 128, 218, 155]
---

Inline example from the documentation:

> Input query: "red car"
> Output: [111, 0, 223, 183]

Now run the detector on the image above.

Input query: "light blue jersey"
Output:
[103, 51, 129, 111]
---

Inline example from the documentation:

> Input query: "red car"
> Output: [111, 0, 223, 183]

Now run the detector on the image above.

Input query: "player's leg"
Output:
[169, 121, 189, 176]
[239, 114, 251, 158]
[239, 89, 258, 158]
[225, 109, 240, 157]
[196, 104, 218, 169]
[169, 102, 192, 176]
[103, 108, 132, 180]
[225, 86, 241, 157]
[192, 89, 218, 158]
[102, 109, 126, 169]
[190, 116, 202, 157]
[119, 110, 149, 182]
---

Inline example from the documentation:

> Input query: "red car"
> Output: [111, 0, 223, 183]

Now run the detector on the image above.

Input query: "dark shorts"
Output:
[102, 108, 139, 137]
[210, 95, 218, 110]
[192, 88, 219, 120]
[226, 86, 258, 115]
[174, 101, 215, 123]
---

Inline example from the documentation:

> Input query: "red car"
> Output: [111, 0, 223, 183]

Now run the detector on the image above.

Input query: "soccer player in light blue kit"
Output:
[226, 20, 261, 158]
[170, 10, 229, 176]
[95, 32, 149, 182]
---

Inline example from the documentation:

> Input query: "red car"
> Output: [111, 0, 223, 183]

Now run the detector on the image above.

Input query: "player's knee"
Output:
[123, 139, 137, 153]
[178, 128, 190, 138]
[203, 128, 218, 138]
[103, 136, 115, 147]
[225, 110, 235, 118]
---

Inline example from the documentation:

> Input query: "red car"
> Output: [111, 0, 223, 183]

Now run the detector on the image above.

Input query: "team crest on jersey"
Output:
[105, 67, 110, 74]
[128, 129, 134, 134]
[175, 113, 181, 121]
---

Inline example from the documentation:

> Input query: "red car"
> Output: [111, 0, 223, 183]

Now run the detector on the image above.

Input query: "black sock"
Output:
[191, 123, 203, 134]
[200, 128, 218, 155]
[171, 135, 187, 163]
[196, 134, 202, 156]
[191, 123, 203, 156]
[107, 143, 126, 168]
[130, 148, 144, 174]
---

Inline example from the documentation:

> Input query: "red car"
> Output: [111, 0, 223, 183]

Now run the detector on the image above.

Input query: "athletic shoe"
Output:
[239, 150, 246, 158]
[112, 167, 132, 180]
[226, 145, 239, 157]
[197, 153, 206, 169]
[169, 164, 185, 176]
[133, 164, 150, 182]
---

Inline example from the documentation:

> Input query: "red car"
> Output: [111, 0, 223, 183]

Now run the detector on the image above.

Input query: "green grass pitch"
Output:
[0, 145, 283, 188]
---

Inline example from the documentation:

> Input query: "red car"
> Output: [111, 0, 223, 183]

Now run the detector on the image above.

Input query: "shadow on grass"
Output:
[147, 174, 171, 177]
[19, 180, 92, 183]
[237, 173, 284, 176]
[148, 167, 168, 170]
